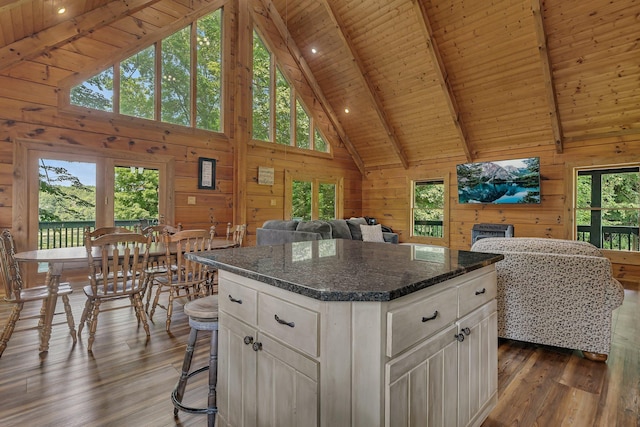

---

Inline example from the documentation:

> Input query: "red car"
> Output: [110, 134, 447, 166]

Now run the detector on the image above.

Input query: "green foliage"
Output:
[275, 67, 291, 145]
[252, 31, 271, 141]
[296, 100, 311, 149]
[71, 67, 114, 111]
[292, 180, 312, 220]
[39, 162, 95, 221]
[114, 167, 159, 221]
[162, 26, 191, 126]
[318, 183, 336, 220]
[120, 46, 155, 119]
[196, 9, 223, 132]
[414, 181, 444, 221]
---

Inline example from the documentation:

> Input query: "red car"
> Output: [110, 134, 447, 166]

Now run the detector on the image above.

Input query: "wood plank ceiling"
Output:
[1, 0, 639, 170]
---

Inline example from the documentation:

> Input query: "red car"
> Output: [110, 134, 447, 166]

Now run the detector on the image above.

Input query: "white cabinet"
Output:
[217, 265, 498, 427]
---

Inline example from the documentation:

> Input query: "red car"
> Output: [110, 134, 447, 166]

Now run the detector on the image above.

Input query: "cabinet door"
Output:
[218, 314, 258, 427]
[255, 333, 319, 427]
[457, 300, 498, 427]
[385, 324, 458, 427]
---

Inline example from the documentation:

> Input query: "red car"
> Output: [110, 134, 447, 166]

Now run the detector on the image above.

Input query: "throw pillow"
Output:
[360, 224, 385, 242]
[329, 219, 352, 239]
[296, 220, 333, 239]
[346, 217, 368, 240]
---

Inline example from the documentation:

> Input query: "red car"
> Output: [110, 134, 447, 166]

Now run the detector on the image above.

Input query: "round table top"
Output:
[15, 238, 236, 263]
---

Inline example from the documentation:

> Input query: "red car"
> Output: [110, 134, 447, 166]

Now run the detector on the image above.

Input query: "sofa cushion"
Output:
[360, 224, 385, 242]
[262, 220, 299, 231]
[346, 217, 368, 240]
[329, 219, 353, 239]
[296, 220, 332, 239]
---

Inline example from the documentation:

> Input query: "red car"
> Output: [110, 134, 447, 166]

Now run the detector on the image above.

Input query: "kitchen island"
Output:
[187, 240, 503, 427]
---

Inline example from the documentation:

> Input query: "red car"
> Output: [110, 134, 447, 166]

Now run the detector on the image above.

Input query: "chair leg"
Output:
[166, 287, 175, 332]
[132, 294, 150, 337]
[149, 283, 164, 321]
[78, 298, 93, 337]
[173, 327, 199, 417]
[87, 300, 101, 352]
[0, 303, 23, 357]
[61, 295, 77, 343]
[208, 328, 219, 427]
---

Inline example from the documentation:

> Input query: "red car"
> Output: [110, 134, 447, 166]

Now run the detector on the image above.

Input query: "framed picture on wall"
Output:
[198, 157, 216, 189]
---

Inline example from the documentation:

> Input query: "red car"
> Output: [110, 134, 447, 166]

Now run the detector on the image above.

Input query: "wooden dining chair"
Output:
[141, 224, 184, 311]
[0, 229, 76, 357]
[84, 226, 132, 239]
[78, 232, 151, 352]
[149, 229, 213, 333]
[225, 223, 246, 247]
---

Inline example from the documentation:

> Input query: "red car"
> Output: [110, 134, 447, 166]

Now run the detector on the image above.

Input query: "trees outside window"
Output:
[252, 30, 329, 153]
[412, 180, 446, 239]
[575, 167, 640, 251]
[287, 172, 342, 221]
[70, 9, 223, 133]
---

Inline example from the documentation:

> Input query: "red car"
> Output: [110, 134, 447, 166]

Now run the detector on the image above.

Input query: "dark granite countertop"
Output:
[186, 240, 503, 302]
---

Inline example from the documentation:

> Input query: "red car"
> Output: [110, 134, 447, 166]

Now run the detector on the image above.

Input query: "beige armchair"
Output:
[471, 237, 624, 361]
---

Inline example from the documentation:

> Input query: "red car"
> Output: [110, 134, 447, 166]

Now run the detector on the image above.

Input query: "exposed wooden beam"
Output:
[257, 0, 366, 175]
[0, 0, 162, 73]
[321, 0, 409, 169]
[412, 0, 472, 162]
[531, 0, 563, 153]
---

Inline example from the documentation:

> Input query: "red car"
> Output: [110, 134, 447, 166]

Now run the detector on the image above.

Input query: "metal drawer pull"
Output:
[462, 327, 471, 336]
[422, 311, 438, 322]
[455, 333, 465, 342]
[475, 288, 486, 295]
[274, 314, 295, 328]
[228, 295, 243, 304]
[252, 342, 262, 351]
[244, 336, 254, 345]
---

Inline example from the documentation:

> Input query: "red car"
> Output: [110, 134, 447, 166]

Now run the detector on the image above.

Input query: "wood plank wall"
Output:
[362, 135, 640, 284]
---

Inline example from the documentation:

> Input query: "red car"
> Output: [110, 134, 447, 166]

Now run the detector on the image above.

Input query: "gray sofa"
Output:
[256, 218, 399, 245]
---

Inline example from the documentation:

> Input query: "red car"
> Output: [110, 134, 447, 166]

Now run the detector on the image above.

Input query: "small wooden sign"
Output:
[258, 167, 275, 185]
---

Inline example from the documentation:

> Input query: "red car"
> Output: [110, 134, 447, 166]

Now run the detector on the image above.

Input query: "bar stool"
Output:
[172, 295, 219, 426]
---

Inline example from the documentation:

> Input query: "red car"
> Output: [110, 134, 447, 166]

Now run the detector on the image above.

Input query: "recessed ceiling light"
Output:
[57, 7, 66, 14]
[311, 48, 317, 54]
[344, 108, 350, 114]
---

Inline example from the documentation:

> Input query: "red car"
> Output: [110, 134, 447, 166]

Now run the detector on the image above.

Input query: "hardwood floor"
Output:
[0, 275, 638, 426]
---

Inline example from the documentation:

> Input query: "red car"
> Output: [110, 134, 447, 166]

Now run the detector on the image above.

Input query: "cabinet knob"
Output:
[243, 336, 254, 345]
[462, 327, 471, 336]
[455, 333, 465, 342]
[422, 311, 438, 322]
[252, 342, 263, 352]
[228, 295, 243, 304]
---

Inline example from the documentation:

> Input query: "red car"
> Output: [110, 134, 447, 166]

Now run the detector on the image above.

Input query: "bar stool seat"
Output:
[172, 295, 219, 427]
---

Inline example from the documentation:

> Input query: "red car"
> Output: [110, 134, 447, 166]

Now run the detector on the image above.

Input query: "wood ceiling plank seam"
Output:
[0, 0, 163, 73]
[0, 9, 11, 46]
[256, 0, 365, 174]
[19, 0, 33, 38]
[413, 0, 472, 162]
[0, 0, 30, 14]
[321, 0, 409, 169]
[531, 0, 563, 152]
[9, 3, 24, 41]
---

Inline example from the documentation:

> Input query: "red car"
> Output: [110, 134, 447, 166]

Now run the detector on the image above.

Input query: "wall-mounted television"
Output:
[456, 157, 540, 204]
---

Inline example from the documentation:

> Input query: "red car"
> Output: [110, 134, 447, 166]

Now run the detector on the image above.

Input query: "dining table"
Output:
[14, 238, 237, 353]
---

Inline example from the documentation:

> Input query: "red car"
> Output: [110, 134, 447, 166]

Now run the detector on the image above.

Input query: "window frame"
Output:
[284, 170, 343, 221]
[566, 159, 640, 267]
[409, 175, 449, 246]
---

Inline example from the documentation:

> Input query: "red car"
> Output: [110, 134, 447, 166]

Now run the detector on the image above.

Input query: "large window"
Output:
[252, 30, 329, 153]
[575, 166, 640, 251]
[286, 172, 342, 221]
[411, 179, 447, 241]
[70, 9, 223, 132]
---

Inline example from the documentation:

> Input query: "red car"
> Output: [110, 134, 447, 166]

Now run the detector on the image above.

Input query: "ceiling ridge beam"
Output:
[321, 0, 409, 169]
[531, 0, 564, 153]
[0, 0, 162, 73]
[257, 0, 365, 175]
[412, 0, 472, 162]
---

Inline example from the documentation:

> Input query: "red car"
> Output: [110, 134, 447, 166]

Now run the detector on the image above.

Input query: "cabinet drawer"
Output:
[258, 293, 319, 357]
[386, 287, 457, 358]
[458, 269, 497, 317]
[219, 279, 258, 325]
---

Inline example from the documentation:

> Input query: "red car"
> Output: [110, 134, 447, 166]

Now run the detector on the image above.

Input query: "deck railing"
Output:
[414, 220, 444, 238]
[37, 220, 151, 249]
[577, 225, 639, 251]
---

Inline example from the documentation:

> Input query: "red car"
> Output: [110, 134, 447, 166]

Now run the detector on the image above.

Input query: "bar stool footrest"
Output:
[171, 365, 218, 416]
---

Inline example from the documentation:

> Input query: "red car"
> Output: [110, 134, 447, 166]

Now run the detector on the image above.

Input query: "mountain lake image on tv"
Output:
[456, 157, 541, 204]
